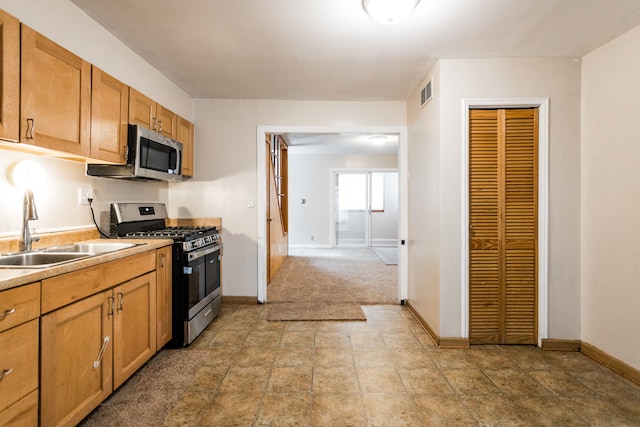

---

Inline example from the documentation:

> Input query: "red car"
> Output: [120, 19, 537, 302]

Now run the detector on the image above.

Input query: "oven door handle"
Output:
[187, 244, 222, 262]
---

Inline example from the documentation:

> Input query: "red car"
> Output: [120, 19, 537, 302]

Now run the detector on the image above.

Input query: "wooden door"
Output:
[156, 246, 173, 350]
[90, 67, 129, 162]
[40, 291, 113, 427]
[469, 108, 538, 345]
[0, 10, 19, 142]
[21, 25, 91, 156]
[177, 116, 195, 177]
[113, 272, 156, 389]
[129, 88, 157, 131]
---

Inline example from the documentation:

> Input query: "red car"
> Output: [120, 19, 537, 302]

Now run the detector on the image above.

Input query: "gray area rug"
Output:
[267, 247, 398, 321]
[372, 246, 398, 265]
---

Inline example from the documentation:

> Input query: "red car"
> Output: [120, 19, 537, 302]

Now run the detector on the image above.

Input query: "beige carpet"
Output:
[267, 247, 398, 321]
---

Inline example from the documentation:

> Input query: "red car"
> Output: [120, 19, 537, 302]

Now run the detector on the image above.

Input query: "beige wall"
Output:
[581, 25, 640, 370]
[406, 62, 442, 333]
[170, 99, 406, 296]
[288, 153, 398, 247]
[407, 58, 582, 339]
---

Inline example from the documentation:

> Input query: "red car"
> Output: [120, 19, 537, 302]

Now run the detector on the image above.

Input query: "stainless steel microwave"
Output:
[86, 124, 183, 182]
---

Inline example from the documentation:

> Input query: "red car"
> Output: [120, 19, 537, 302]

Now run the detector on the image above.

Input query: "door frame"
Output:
[256, 125, 408, 304]
[461, 98, 549, 346]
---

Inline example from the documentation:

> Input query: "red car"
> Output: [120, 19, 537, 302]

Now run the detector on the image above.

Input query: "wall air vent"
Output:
[420, 77, 433, 109]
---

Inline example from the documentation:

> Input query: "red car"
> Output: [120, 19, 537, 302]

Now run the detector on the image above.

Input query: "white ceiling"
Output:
[70, 0, 640, 154]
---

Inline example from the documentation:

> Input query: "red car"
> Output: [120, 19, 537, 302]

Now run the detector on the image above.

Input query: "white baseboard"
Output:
[288, 244, 333, 249]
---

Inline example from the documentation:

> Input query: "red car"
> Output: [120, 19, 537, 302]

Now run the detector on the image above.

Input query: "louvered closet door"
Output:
[469, 108, 538, 345]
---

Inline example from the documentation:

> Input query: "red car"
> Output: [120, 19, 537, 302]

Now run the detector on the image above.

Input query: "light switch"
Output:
[247, 197, 255, 208]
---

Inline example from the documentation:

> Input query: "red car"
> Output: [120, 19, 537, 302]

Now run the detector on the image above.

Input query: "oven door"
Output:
[184, 244, 221, 320]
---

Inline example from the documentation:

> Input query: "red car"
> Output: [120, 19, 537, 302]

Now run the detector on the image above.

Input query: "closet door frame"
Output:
[461, 98, 549, 347]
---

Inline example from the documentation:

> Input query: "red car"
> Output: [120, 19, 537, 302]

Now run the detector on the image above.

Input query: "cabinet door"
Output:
[177, 116, 195, 177]
[113, 272, 157, 389]
[0, 10, 19, 142]
[41, 291, 113, 427]
[0, 390, 38, 427]
[90, 67, 129, 162]
[0, 320, 38, 413]
[20, 25, 91, 156]
[128, 88, 156, 131]
[156, 104, 177, 138]
[156, 246, 173, 350]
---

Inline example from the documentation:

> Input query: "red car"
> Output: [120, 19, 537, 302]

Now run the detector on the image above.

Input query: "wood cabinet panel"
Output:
[0, 390, 38, 427]
[0, 10, 19, 142]
[128, 88, 156, 131]
[90, 66, 129, 162]
[42, 251, 156, 313]
[156, 246, 173, 350]
[0, 282, 40, 333]
[20, 25, 91, 156]
[156, 104, 177, 138]
[41, 291, 113, 427]
[177, 116, 195, 177]
[113, 273, 156, 389]
[0, 320, 38, 413]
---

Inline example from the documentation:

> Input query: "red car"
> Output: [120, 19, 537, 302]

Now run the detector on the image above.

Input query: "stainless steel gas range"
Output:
[109, 202, 221, 347]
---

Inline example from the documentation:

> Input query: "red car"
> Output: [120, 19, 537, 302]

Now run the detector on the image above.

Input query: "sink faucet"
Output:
[19, 190, 40, 252]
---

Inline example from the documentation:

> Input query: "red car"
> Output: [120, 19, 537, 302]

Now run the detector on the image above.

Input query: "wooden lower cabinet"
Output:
[0, 319, 39, 414]
[113, 272, 156, 389]
[156, 246, 173, 350]
[41, 268, 159, 426]
[0, 390, 38, 427]
[40, 291, 113, 427]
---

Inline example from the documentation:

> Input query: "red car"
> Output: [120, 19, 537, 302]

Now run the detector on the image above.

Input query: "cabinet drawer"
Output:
[0, 319, 38, 413]
[0, 282, 40, 333]
[42, 250, 156, 313]
[0, 389, 38, 427]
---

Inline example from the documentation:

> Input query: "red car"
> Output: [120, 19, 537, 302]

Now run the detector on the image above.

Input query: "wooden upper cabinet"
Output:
[90, 67, 129, 163]
[20, 25, 91, 156]
[129, 88, 176, 137]
[128, 88, 156, 131]
[176, 116, 195, 177]
[156, 104, 177, 138]
[0, 10, 19, 142]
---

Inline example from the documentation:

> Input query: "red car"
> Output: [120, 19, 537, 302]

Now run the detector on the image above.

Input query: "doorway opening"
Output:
[256, 126, 408, 304]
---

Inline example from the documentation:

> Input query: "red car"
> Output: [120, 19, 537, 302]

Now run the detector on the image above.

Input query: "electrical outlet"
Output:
[78, 187, 94, 205]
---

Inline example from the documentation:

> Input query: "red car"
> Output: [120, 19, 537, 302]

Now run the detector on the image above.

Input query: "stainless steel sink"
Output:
[0, 241, 143, 268]
[0, 252, 93, 268]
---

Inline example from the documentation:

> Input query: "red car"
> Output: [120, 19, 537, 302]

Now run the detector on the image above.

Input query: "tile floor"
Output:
[82, 304, 640, 426]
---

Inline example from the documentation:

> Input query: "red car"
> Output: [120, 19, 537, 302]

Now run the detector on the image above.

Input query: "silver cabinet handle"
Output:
[107, 296, 114, 317]
[0, 308, 16, 319]
[93, 335, 110, 369]
[159, 253, 165, 268]
[117, 292, 124, 311]
[0, 368, 14, 380]
[26, 118, 35, 140]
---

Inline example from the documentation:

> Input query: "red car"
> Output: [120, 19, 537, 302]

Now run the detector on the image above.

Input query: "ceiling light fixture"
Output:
[363, 0, 420, 25]
[368, 135, 388, 146]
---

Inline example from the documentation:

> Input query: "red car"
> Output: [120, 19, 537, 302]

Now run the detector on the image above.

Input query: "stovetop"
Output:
[110, 203, 221, 252]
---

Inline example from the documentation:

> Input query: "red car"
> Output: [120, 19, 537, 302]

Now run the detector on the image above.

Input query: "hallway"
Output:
[82, 304, 640, 426]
